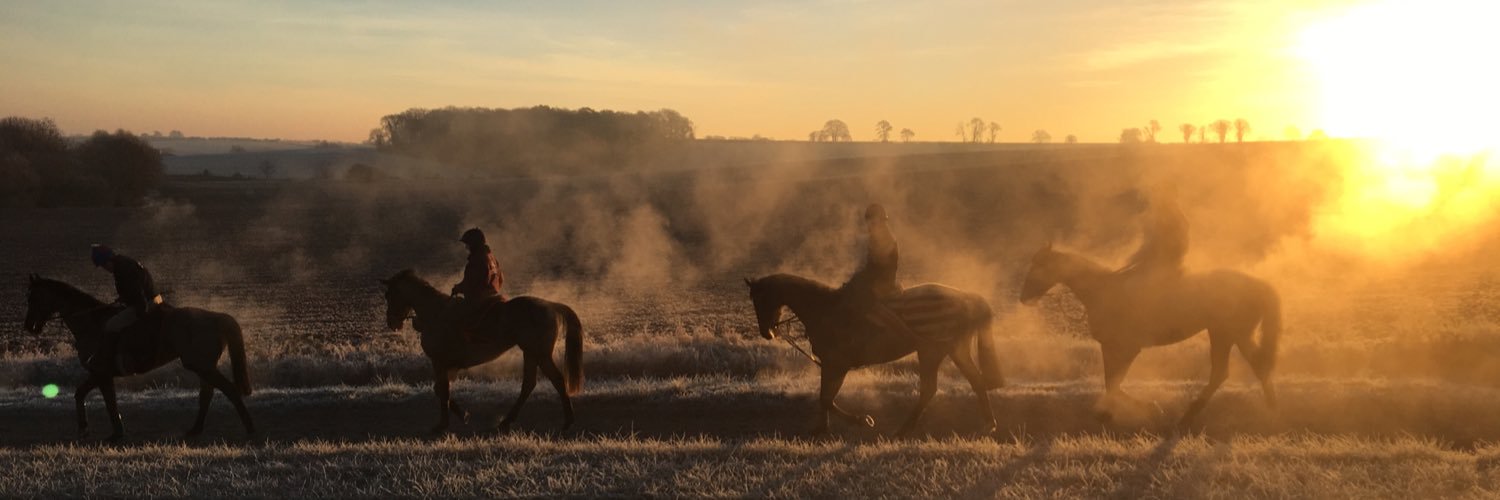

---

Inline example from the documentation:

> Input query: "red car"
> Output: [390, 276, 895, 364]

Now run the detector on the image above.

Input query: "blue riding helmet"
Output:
[90, 244, 114, 267]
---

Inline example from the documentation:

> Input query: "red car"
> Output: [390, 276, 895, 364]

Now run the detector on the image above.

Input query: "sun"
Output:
[1295, 0, 1500, 158]
[1294, 0, 1499, 260]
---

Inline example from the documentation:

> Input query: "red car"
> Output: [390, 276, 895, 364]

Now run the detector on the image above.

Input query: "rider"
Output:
[449, 228, 504, 341]
[89, 244, 161, 373]
[1117, 190, 1188, 277]
[842, 204, 920, 339]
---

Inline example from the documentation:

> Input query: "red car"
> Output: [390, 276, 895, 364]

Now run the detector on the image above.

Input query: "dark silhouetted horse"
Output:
[746, 273, 1004, 436]
[380, 269, 582, 433]
[23, 275, 255, 440]
[1019, 245, 1282, 425]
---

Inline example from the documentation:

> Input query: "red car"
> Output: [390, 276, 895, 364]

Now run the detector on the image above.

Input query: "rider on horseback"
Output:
[448, 228, 505, 341]
[1117, 190, 1188, 277]
[88, 244, 162, 373]
[842, 204, 919, 339]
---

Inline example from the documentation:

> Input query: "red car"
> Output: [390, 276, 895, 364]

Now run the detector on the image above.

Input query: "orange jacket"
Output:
[455, 246, 503, 298]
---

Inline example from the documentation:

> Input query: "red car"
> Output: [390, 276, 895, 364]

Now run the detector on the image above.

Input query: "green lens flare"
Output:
[42, 384, 60, 399]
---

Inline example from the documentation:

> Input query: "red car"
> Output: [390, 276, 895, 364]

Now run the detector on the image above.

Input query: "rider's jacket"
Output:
[110, 254, 159, 312]
[455, 245, 503, 298]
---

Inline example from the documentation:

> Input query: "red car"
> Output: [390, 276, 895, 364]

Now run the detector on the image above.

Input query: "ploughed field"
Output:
[3, 144, 1500, 497]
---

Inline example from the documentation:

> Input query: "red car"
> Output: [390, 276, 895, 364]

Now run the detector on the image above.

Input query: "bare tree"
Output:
[1210, 119, 1231, 143]
[900, 128, 915, 143]
[875, 120, 893, 143]
[1065, 134, 1078, 144]
[1145, 119, 1161, 143]
[1198, 124, 1207, 143]
[1233, 118, 1251, 143]
[1031, 130, 1052, 144]
[1179, 123, 1196, 143]
[987, 122, 1001, 143]
[808, 131, 818, 142]
[969, 117, 986, 144]
[258, 159, 278, 179]
[955, 122, 967, 142]
[1119, 128, 1144, 144]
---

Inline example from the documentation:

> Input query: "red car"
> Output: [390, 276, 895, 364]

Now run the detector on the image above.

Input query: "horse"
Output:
[1018, 244, 1282, 425]
[745, 273, 1005, 436]
[22, 275, 255, 441]
[379, 269, 583, 433]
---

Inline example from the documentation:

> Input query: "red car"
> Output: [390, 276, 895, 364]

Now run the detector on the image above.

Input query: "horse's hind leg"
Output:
[949, 342, 998, 435]
[74, 376, 98, 438]
[1237, 338, 1277, 409]
[496, 356, 539, 432]
[536, 353, 574, 430]
[1180, 333, 1234, 427]
[185, 383, 213, 437]
[895, 351, 945, 437]
[190, 365, 256, 435]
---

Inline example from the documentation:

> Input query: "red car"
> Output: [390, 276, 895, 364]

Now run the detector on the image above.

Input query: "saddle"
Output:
[113, 305, 173, 375]
[447, 296, 506, 343]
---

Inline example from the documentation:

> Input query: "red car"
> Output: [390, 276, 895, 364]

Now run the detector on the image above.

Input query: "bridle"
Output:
[771, 313, 821, 367]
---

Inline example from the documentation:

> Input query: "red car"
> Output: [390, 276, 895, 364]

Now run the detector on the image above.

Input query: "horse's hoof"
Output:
[860, 415, 876, 428]
[459, 412, 471, 424]
[1094, 410, 1114, 424]
[494, 420, 514, 433]
[105, 433, 124, 443]
[429, 425, 449, 435]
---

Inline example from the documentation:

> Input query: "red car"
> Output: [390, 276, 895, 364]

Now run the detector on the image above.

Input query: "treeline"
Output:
[0, 117, 163, 207]
[368, 106, 695, 174]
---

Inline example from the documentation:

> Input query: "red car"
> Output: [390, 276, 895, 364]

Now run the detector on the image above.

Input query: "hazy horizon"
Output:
[8, 0, 1490, 146]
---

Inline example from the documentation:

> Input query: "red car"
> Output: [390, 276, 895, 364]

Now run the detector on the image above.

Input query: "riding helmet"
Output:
[90, 244, 114, 267]
[459, 227, 487, 245]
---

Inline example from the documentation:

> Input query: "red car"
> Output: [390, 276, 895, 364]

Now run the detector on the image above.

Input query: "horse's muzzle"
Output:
[761, 328, 777, 340]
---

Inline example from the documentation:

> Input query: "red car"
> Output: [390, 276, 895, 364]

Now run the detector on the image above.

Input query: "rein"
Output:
[40, 303, 113, 324]
[773, 313, 821, 367]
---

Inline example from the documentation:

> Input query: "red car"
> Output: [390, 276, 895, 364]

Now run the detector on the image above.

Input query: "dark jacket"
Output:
[1121, 198, 1189, 273]
[455, 245, 503, 298]
[845, 221, 901, 299]
[111, 255, 157, 312]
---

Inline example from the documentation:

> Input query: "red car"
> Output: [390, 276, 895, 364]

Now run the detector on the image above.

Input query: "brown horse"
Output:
[746, 274, 1004, 436]
[379, 269, 582, 433]
[1019, 245, 1282, 425]
[22, 275, 255, 441]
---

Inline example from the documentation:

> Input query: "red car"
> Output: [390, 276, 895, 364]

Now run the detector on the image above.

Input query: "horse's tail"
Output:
[225, 318, 252, 397]
[1256, 283, 1283, 370]
[974, 298, 1006, 390]
[558, 304, 584, 396]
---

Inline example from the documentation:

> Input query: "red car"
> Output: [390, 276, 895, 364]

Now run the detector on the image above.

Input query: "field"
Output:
[3, 142, 1499, 497]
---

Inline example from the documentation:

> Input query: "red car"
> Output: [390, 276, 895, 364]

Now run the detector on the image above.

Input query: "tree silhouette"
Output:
[1179, 123, 1196, 143]
[1198, 124, 1207, 143]
[1210, 119, 1231, 143]
[808, 131, 818, 142]
[875, 120, 893, 143]
[258, 159, 278, 179]
[821, 119, 852, 142]
[1145, 120, 1161, 143]
[1065, 134, 1078, 144]
[1234, 118, 1251, 143]
[955, 122, 967, 142]
[1031, 130, 1052, 144]
[987, 122, 1001, 143]
[1119, 128, 1144, 144]
[1283, 125, 1302, 141]
[900, 128, 915, 143]
[969, 118, 986, 144]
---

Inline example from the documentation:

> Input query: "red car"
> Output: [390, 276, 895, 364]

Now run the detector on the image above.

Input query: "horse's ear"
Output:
[743, 277, 753, 287]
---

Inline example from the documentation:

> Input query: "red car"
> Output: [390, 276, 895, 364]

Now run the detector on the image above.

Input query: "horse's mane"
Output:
[33, 277, 106, 307]
[388, 269, 448, 300]
[755, 273, 839, 293]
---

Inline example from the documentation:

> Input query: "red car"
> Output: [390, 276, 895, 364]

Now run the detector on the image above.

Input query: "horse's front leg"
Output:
[97, 375, 125, 441]
[1097, 343, 1141, 423]
[430, 362, 453, 434]
[74, 375, 98, 438]
[815, 365, 873, 435]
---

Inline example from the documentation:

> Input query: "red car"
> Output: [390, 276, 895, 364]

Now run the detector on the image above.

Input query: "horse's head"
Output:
[744, 277, 785, 340]
[23, 274, 58, 333]
[1019, 244, 1063, 304]
[378, 270, 417, 332]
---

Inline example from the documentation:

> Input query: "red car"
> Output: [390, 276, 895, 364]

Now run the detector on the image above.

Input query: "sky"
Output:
[0, 0, 1484, 143]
